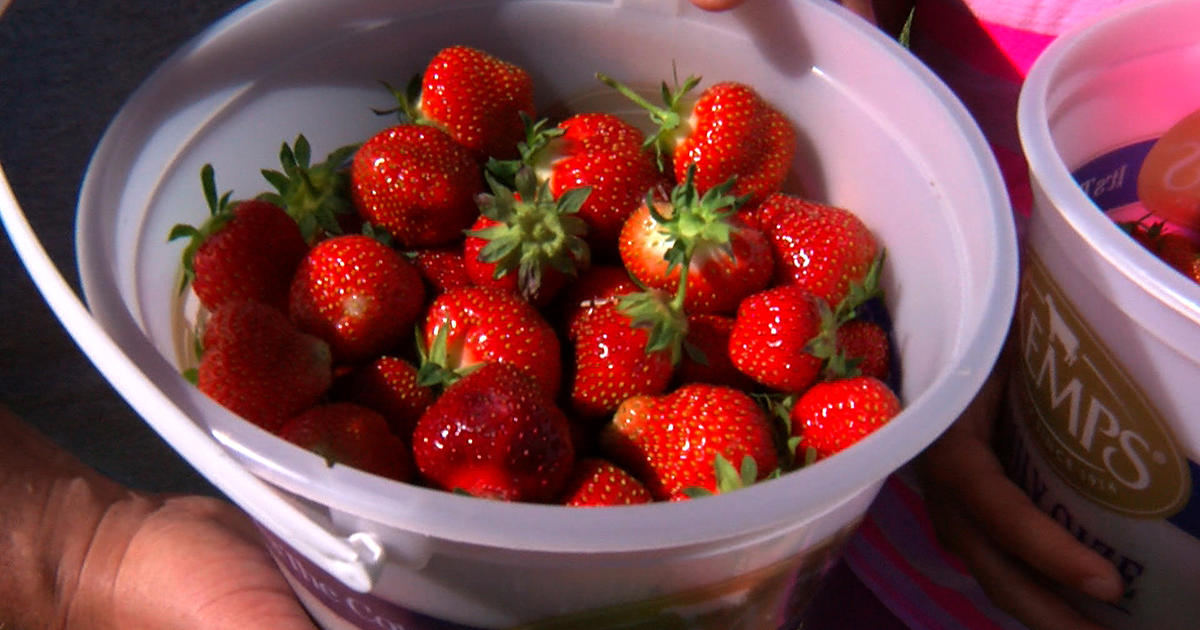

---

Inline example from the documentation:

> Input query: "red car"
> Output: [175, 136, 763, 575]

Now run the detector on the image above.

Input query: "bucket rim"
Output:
[72, 0, 1019, 554]
[1017, 0, 1200, 330]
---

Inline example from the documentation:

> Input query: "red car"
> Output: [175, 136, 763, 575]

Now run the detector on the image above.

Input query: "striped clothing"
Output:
[843, 0, 1128, 627]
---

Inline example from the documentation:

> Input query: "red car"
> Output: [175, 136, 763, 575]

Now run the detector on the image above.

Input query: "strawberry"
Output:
[560, 457, 653, 507]
[560, 265, 675, 420]
[332, 356, 434, 439]
[602, 384, 780, 501]
[500, 113, 668, 255]
[197, 300, 333, 432]
[728, 284, 835, 393]
[259, 134, 359, 242]
[394, 45, 535, 161]
[412, 362, 574, 502]
[288, 234, 426, 364]
[420, 286, 562, 398]
[1121, 214, 1167, 250]
[618, 167, 772, 315]
[598, 73, 797, 209]
[676, 313, 757, 390]
[169, 165, 308, 312]
[752, 193, 880, 308]
[791, 376, 901, 460]
[567, 299, 675, 421]
[1123, 217, 1200, 284]
[834, 319, 892, 382]
[559, 265, 640, 335]
[349, 124, 481, 247]
[278, 402, 414, 482]
[463, 168, 591, 305]
[407, 245, 473, 295]
[1159, 233, 1200, 284]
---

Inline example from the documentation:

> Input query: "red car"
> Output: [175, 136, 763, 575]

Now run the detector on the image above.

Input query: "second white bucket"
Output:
[1011, 1, 1200, 628]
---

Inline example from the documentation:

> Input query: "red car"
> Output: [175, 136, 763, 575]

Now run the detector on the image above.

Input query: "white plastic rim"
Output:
[73, 0, 1018, 557]
[1017, 0, 1200, 332]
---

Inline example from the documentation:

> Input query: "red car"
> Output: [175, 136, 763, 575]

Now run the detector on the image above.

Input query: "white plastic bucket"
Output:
[10, 0, 1019, 627]
[1012, 1, 1200, 628]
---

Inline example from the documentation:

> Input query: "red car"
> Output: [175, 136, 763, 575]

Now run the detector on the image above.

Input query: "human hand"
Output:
[0, 404, 316, 630]
[917, 348, 1124, 630]
[69, 492, 319, 630]
[688, 0, 747, 10]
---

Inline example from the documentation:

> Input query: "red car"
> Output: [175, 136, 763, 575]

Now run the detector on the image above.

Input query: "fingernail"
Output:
[1081, 575, 1122, 602]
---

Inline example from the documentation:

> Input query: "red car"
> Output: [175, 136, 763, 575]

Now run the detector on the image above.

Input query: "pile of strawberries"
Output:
[1121, 217, 1200, 286]
[169, 45, 903, 506]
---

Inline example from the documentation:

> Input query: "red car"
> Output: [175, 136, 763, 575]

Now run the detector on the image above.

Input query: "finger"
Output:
[159, 495, 266, 546]
[688, 0, 747, 11]
[929, 497, 1114, 630]
[922, 430, 1124, 603]
[838, 0, 878, 22]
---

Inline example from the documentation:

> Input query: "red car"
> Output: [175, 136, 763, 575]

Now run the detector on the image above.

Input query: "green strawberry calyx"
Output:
[373, 77, 425, 124]
[681, 453, 780, 498]
[259, 134, 359, 243]
[484, 113, 565, 187]
[468, 166, 592, 302]
[618, 166, 747, 365]
[618, 287, 689, 364]
[167, 163, 235, 295]
[652, 165, 749, 276]
[806, 250, 887, 379]
[595, 70, 701, 171]
[414, 325, 482, 392]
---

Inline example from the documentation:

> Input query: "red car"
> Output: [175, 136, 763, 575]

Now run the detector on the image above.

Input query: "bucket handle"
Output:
[0, 164, 384, 593]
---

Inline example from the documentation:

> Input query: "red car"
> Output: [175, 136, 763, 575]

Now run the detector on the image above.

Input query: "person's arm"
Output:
[0, 404, 317, 630]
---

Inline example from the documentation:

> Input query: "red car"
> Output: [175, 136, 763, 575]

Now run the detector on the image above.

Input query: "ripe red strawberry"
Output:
[559, 265, 640, 335]
[834, 320, 892, 382]
[791, 376, 901, 460]
[618, 168, 772, 315]
[752, 193, 880, 308]
[197, 300, 333, 432]
[412, 362, 574, 502]
[568, 300, 675, 421]
[463, 168, 591, 305]
[278, 402, 414, 482]
[332, 356, 434, 439]
[408, 245, 473, 295]
[169, 165, 308, 312]
[421, 286, 562, 398]
[289, 234, 425, 364]
[728, 284, 835, 393]
[560, 457, 653, 507]
[1124, 218, 1200, 284]
[1159, 233, 1200, 284]
[349, 124, 481, 247]
[602, 384, 780, 500]
[506, 113, 668, 255]
[402, 45, 535, 161]
[677, 313, 757, 390]
[598, 73, 797, 209]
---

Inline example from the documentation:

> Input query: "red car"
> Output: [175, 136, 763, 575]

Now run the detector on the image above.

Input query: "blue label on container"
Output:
[1168, 460, 1200, 539]
[1071, 140, 1156, 212]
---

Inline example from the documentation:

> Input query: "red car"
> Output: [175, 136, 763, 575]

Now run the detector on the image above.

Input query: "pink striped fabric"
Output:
[844, 1, 1134, 627]
[844, 472, 1029, 630]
